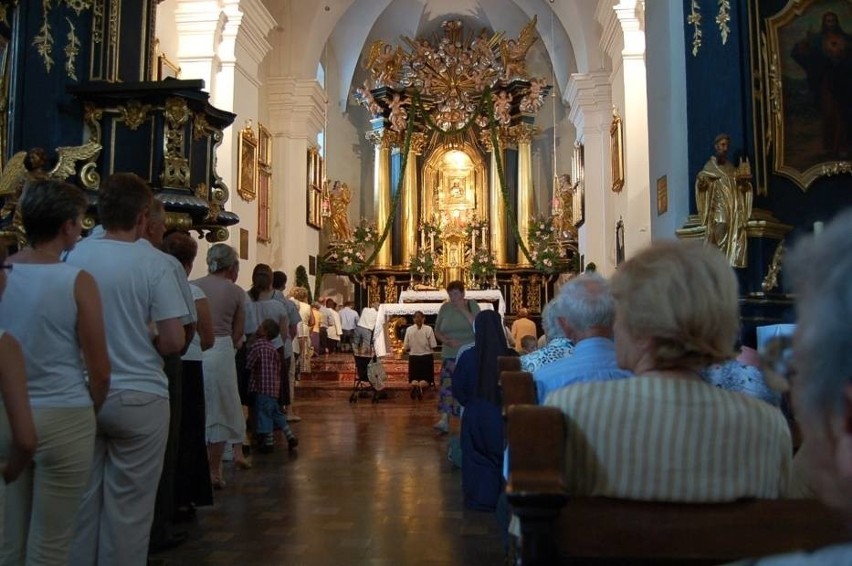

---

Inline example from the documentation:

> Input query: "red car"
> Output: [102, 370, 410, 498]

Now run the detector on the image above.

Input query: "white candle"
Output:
[472, 230, 476, 252]
[430, 232, 434, 253]
[814, 221, 824, 236]
[421, 230, 425, 249]
[481, 226, 486, 247]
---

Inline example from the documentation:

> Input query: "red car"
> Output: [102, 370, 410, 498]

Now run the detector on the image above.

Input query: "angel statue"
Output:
[500, 16, 539, 80]
[364, 41, 404, 87]
[388, 93, 408, 133]
[493, 91, 513, 126]
[354, 80, 382, 118]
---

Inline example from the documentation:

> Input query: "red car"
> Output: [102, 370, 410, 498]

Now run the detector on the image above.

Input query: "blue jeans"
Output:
[253, 394, 293, 437]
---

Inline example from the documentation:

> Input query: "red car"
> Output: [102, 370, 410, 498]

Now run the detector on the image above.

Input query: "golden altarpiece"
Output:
[321, 19, 579, 317]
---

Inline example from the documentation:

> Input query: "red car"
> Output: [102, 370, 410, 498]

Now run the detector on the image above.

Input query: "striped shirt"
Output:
[247, 337, 281, 398]
[545, 373, 791, 501]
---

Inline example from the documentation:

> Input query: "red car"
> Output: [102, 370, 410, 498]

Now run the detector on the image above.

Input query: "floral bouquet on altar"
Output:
[469, 248, 497, 286]
[409, 252, 437, 283]
[528, 215, 563, 275]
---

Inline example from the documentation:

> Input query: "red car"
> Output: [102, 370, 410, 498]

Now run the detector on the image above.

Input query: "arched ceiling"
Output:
[286, 0, 601, 110]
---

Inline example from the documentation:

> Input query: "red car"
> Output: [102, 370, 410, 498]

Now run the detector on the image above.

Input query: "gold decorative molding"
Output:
[92, 0, 104, 44]
[687, 0, 702, 56]
[761, 240, 785, 294]
[161, 97, 191, 188]
[33, 1, 55, 72]
[237, 122, 257, 202]
[204, 227, 229, 243]
[610, 107, 624, 193]
[193, 182, 209, 201]
[117, 100, 152, 131]
[527, 273, 542, 313]
[193, 113, 210, 141]
[717, 0, 731, 45]
[409, 132, 427, 155]
[510, 123, 536, 145]
[745, 208, 793, 240]
[63, 17, 81, 80]
[83, 103, 103, 144]
[165, 212, 192, 231]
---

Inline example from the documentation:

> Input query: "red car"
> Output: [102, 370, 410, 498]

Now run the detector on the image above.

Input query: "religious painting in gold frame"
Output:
[237, 123, 257, 202]
[610, 108, 624, 193]
[572, 141, 585, 227]
[257, 123, 272, 243]
[762, 0, 852, 190]
[656, 175, 668, 215]
[306, 147, 322, 229]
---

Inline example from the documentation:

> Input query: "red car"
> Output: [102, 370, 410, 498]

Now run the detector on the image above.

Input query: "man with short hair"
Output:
[339, 301, 359, 352]
[271, 270, 299, 418]
[68, 173, 188, 564]
[532, 273, 631, 404]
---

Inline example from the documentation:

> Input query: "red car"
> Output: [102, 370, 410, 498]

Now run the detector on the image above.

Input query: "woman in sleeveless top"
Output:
[0, 179, 110, 565]
[192, 244, 247, 488]
[0, 249, 36, 553]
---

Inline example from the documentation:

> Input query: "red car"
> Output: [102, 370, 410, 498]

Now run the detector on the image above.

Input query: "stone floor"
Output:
[151, 392, 505, 565]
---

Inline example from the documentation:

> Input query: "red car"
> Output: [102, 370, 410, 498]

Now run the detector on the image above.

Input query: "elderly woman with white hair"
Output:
[520, 299, 575, 374]
[192, 244, 247, 487]
[546, 241, 791, 501]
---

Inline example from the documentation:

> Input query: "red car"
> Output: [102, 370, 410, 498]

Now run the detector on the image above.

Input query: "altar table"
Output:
[373, 302, 494, 357]
[397, 289, 505, 316]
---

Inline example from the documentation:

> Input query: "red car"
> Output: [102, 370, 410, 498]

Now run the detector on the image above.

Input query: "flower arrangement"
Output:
[324, 218, 378, 275]
[469, 247, 497, 280]
[409, 252, 437, 281]
[527, 215, 563, 275]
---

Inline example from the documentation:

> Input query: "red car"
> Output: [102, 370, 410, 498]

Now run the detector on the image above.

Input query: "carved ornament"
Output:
[117, 100, 153, 131]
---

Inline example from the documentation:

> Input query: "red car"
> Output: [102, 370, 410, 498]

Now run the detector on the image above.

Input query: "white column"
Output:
[266, 77, 326, 291]
[614, 0, 652, 259]
[565, 72, 612, 274]
[174, 1, 226, 91]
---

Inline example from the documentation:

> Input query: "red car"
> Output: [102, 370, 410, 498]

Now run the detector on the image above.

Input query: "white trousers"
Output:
[69, 391, 169, 566]
[1, 406, 95, 566]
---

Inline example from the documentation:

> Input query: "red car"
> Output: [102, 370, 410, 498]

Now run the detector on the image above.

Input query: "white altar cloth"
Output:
[373, 302, 494, 357]
[398, 289, 505, 316]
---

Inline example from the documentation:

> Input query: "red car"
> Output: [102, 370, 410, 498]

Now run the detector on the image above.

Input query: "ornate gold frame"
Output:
[572, 141, 585, 227]
[306, 147, 322, 229]
[762, 0, 852, 190]
[237, 123, 257, 202]
[257, 123, 272, 242]
[610, 108, 624, 193]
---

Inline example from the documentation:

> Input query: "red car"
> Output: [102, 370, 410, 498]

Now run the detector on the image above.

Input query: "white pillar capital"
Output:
[614, 1, 646, 60]
[220, 0, 275, 89]
[565, 72, 611, 135]
[266, 77, 326, 142]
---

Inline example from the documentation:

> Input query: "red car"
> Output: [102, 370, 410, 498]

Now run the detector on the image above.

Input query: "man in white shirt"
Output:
[353, 302, 379, 383]
[338, 301, 359, 352]
[403, 311, 437, 399]
[68, 173, 188, 565]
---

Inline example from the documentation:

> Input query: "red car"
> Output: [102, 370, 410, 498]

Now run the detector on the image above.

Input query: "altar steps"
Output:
[295, 353, 442, 399]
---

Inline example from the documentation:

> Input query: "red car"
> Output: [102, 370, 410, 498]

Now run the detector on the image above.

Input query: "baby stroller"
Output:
[349, 355, 387, 404]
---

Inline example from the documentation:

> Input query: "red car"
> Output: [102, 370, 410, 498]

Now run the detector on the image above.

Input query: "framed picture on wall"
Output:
[237, 123, 257, 202]
[306, 147, 322, 229]
[763, 0, 852, 189]
[572, 141, 585, 227]
[257, 123, 272, 243]
[610, 108, 624, 193]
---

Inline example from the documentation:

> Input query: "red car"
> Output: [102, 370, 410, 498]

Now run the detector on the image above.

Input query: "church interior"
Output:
[0, 0, 851, 564]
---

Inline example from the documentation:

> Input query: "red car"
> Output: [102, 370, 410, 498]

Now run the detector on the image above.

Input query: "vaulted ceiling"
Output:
[269, 0, 605, 109]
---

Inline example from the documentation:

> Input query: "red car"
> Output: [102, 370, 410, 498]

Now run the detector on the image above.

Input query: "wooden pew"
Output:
[505, 404, 851, 565]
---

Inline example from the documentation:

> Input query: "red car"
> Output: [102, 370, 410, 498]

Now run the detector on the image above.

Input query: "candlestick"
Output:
[430, 232, 435, 254]
[481, 226, 486, 247]
[420, 229, 425, 250]
[471, 230, 476, 253]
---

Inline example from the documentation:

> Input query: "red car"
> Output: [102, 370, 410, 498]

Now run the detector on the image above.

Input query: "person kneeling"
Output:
[248, 319, 299, 453]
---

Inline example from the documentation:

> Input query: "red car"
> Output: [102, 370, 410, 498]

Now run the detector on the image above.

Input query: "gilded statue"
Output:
[364, 41, 404, 87]
[552, 174, 576, 240]
[695, 134, 754, 268]
[328, 181, 352, 241]
[499, 16, 538, 80]
[388, 93, 407, 133]
[367, 275, 382, 306]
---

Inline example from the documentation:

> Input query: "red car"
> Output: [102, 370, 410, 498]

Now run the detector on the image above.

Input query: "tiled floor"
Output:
[152, 392, 505, 565]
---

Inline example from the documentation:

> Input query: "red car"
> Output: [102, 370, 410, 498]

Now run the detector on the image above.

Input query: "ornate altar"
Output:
[331, 17, 577, 289]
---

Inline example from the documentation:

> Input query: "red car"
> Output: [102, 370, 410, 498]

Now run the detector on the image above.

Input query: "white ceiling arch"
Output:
[288, 0, 601, 111]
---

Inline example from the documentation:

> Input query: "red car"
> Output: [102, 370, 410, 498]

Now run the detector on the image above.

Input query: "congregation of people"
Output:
[0, 170, 850, 564]
[0, 173, 315, 565]
[423, 213, 852, 563]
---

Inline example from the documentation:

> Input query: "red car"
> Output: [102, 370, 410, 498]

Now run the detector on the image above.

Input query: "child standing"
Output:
[248, 319, 299, 453]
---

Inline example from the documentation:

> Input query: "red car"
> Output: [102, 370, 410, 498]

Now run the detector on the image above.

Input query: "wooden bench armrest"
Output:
[498, 355, 521, 374]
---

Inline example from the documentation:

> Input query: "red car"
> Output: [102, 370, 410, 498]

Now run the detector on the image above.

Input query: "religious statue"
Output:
[493, 91, 512, 126]
[695, 133, 754, 268]
[354, 80, 382, 117]
[551, 174, 576, 240]
[328, 181, 352, 241]
[367, 275, 381, 306]
[388, 93, 408, 133]
[385, 275, 399, 303]
[364, 41, 404, 87]
[499, 16, 538, 80]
